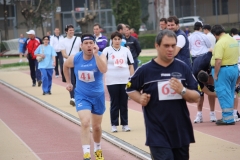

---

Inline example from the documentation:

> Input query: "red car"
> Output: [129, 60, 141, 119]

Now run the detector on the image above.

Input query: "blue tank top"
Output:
[74, 51, 104, 97]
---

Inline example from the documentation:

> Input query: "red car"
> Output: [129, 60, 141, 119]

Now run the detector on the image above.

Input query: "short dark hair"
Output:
[203, 24, 211, 31]
[160, 18, 167, 23]
[197, 71, 209, 83]
[167, 16, 179, 25]
[65, 24, 74, 32]
[230, 28, 239, 35]
[116, 24, 123, 31]
[194, 22, 203, 31]
[42, 36, 50, 40]
[211, 25, 225, 36]
[93, 23, 101, 28]
[111, 31, 122, 39]
[125, 25, 130, 30]
[155, 30, 177, 46]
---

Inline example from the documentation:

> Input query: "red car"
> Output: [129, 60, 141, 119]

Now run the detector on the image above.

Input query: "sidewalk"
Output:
[0, 71, 240, 160]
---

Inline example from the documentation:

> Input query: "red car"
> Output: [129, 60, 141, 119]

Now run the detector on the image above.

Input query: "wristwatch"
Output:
[180, 87, 186, 96]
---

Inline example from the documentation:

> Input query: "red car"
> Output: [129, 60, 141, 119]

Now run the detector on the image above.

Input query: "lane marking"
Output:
[0, 119, 41, 160]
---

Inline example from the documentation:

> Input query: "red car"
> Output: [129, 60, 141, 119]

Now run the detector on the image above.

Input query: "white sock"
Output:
[94, 142, 101, 152]
[82, 145, 90, 154]
[210, 111, 215, 115]
[197, 111, 202, 115]
[233, 110, 237, 115]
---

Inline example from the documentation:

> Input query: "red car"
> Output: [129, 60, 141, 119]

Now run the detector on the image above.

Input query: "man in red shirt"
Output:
[23, 30, 42, 87]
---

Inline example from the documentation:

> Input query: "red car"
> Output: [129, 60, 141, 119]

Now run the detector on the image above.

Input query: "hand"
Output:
[53, 61, 56, 67]
[169, 78, 183, 94]
[214, 75, 218, 81]
[139, 93, 151, 107]
[93, 44, 99, 56]
[127, 46, 130, 50]
[66, 83, 73, 91]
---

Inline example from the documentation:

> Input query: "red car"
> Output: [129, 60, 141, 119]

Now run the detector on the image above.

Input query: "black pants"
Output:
[150, 145, 189, 160]
[28, 57, 41, 84]
[107, 84, 128, 126]
[55, 52, 63, 76]
[70, 68, 76, 99]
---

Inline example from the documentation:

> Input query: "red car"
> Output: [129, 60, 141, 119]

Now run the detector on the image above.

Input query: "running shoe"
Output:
[70, 98, 75, 106]
[216, 119, 235, 125]
[122, 125, 131, 132]
[83, 152, 91, 160]
[32, 83, 36, 87]
[111, 125, 117, 133]
[37, 80, 42, 87]
[194, 113, 203, 123]
[210, 112, 217, 122]
[234, 114, 240, 122]
[95, 149, 104, 160]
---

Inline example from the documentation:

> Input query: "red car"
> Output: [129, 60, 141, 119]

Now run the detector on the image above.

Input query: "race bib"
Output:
[113, 54, 127, 68]
[158, 81, 182, 101]
[78, 71, 95, 83]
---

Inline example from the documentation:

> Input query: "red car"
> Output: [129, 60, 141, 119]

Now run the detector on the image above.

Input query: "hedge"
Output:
[138, 34, 156, 49]
[0, 42, 6, 52]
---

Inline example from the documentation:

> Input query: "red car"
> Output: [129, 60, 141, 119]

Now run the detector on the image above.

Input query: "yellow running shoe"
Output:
[95, 149, 104, 160]
[83, 152, 91, 160]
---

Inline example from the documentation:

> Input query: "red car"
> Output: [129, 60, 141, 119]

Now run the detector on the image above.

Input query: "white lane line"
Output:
[0, 119, 41, 160]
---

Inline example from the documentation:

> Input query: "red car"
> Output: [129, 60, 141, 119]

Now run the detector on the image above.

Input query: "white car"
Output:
[179, 16, 204, 27]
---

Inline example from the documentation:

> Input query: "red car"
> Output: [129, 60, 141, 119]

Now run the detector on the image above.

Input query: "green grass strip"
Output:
[0, 62, 28, 68]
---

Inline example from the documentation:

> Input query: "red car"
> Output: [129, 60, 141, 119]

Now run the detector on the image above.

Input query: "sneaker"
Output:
[210, 112, 217, 122]
[43, 92, 46, 95]
[37, 80, 42, 87]
[70, 98, 75, 106]
[19, 59, 22, 63]
[47, 91, 52, 95]
[122, 125, 131, 132]
[216, 119, 235, 125]
[194, 114, 203, 123]
[234, 114, 240, 122]
[83, 152, 91, 160]
[95, 149, 104, 160]
[55, 75, 59, 78]
[32, 83, 36, 87]
[111, 125, 117, 133]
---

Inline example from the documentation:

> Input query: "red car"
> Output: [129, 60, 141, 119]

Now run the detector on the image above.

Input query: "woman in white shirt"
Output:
[102, 32, 134, 132]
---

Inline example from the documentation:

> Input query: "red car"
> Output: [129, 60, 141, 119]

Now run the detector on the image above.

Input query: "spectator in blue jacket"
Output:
[125, 25, 142, 70]
[18, 33, 27, 63]
[93, 23, 108, 52]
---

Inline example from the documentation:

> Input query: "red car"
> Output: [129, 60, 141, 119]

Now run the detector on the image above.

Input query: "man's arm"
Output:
[169, 77, 200, 103]
[128, 92, 151, 107]
[61, 49, 68, 59]
[63, 55, 74, 84]
[134, 38, 141, 56]
[93, 45, 107, 73]
[214, 59, 222, 80]
[174, 35, 186, 56]
[202, 86, 217, 97]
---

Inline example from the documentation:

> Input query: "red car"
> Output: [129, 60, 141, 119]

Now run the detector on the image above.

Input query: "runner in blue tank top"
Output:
[63, 34, 107, 160]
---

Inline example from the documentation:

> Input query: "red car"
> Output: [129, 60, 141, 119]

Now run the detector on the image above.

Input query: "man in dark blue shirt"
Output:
[192, 52, 217, 123]
[126, 30, 200, 160]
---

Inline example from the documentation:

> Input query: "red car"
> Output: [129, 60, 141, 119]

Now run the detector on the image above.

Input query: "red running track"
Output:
[0, 83, 140, 160]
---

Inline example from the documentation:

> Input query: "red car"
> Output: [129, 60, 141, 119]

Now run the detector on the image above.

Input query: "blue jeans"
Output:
[212, 65, 238, 123]
[40, 68, 53, 93]
[28, 58, 41, 84]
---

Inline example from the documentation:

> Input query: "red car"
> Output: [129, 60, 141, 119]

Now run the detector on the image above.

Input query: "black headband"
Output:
[81, 35, 95, 42]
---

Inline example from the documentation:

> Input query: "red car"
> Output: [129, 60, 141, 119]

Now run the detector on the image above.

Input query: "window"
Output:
[221, 0, 228, 14]
[212, 0, 220, 15]
[183, 18, 194, 23]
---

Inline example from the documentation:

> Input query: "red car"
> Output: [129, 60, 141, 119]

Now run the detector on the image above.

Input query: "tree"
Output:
[17, 0, 55, 36]
[3, 0, 9, 40]
[72, 0, 97, 34]
[111, 0, 141, 33]
[140, 0, 149, 25]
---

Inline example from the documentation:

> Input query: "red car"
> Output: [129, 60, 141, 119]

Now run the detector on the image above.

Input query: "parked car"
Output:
[179, 16, 204, 27]
[139, 24, 147, 32]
